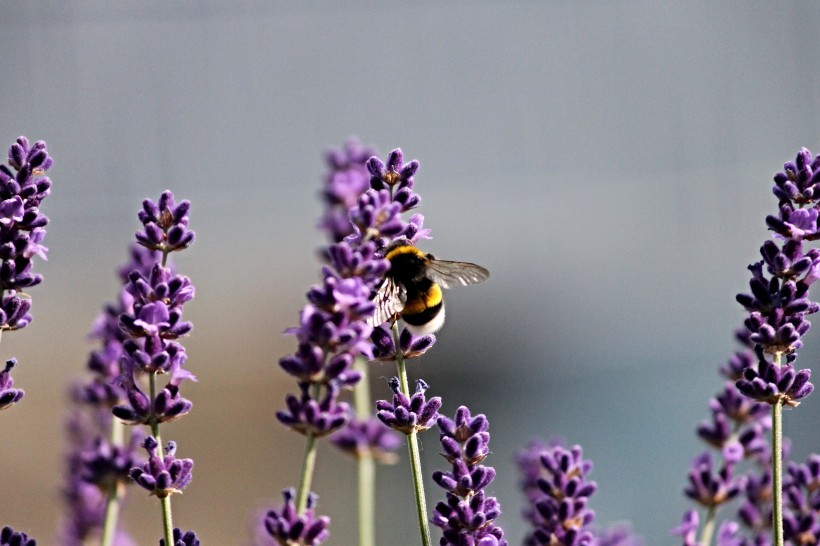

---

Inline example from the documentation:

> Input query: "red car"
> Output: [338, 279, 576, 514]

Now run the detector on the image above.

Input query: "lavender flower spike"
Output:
[431, 406, 507, 546]
[0, 136, 53, 332]
[0, 358, 24, 410]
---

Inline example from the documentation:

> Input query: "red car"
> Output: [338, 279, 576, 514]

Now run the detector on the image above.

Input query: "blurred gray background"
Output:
[2, 1, 820, 544]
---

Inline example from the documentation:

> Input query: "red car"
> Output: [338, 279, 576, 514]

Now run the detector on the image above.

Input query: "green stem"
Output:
[149, 371, 174, 545]
[392, 322, 431, 546]
[295, 430, 319, 514]
[100, 418, 125, 546]
[772, 352, 784, 546]
[160, 496, 174, 545]
[353, 358, 375, 546]
[699, 506, 717, 546]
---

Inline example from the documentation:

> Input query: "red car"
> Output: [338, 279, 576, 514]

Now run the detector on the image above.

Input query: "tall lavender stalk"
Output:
[735, 148, 820, 545]
[354, 148, 441, 546]
[112, 191, 197, 545]
[0, 136, 54, 545]
[319, 139, 402, 546]
[58, 245, 155, 546]
[273, 208, 387, 544]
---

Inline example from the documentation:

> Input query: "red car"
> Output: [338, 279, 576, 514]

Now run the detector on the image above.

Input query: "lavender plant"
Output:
[675, 147, 820, 546]
[431, 406, 506, 546]
[58, 245, 156, 546]
[113, 191, 198, 545]
[0, 135, 54, 545]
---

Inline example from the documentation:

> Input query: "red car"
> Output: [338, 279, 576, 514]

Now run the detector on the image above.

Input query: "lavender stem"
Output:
[295, 430, 319, 514]
[699, 505, 716, 546]
[772, 353, 784, 546]
[100, 418, 125, 546]
[353, 358, 375, 546]
[392, 321, 431, 546]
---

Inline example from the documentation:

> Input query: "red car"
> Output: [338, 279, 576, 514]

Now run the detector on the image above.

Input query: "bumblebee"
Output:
[370, 238, 490, 334]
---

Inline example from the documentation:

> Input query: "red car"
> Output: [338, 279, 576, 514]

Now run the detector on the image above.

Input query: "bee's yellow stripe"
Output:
[402, 283, 443, 314]
[385, 244, 425, 261]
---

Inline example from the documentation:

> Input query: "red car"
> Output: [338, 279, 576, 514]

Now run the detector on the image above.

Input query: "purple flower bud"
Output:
[0, 359, 24, 410]
[129, 436, 193, 498]
[330, 416, 401, 464]
[263, 488, 330, 546]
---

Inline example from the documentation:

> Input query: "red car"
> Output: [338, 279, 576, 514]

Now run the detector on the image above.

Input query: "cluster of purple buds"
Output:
[517, 442, 597, 546]
[0, 137, 52, 332]
[159, 528, 200, 546]
[431, 406, 507, 546]
[0, 526, 35, 546]
[329, 416, 401, 464]
[375, 377, 441, 435]
[684, 450, 745, 509]
[0, 359, 24, 410]
[318, 138, 379, 245]
[130, 436, 193, 498]
[767, 148, 820, 240]
[370, 325, 435, 361]
[136, 191, 195, 255]
[262, 488, 330, 546]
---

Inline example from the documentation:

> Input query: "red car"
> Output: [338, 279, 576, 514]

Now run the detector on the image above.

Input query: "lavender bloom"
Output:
[276, 381, 350, 437]
[684, 451, 745, 508]
[0, 137, 52, 290]
[130, 436, 193, 498]
[329, 416, 401, 464]
[136, 191, 195, 254]
[431, 406, 507, 546]
[0, 359, 24, 410]
[516, 441, 597, 546]
[375, 377, 441, 435]
[318, 138, 379, 244]
[366, 148, 420, 210]
[596, 524, 644, 546]
[159, 529, 200, 546]
[263, 488, 330, 546]
[115, 192, 196, 426]
[767, 148, 820, 238]
[278, 238, 389, 436]
[0, 526, 35, 546]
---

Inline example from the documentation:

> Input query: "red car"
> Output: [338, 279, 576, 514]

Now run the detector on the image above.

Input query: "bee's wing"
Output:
[425, 259, 490, 289]
[368, 276, 406, 327]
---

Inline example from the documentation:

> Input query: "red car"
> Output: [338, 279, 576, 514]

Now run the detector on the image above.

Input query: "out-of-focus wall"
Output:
[2, 2, 820, 544]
